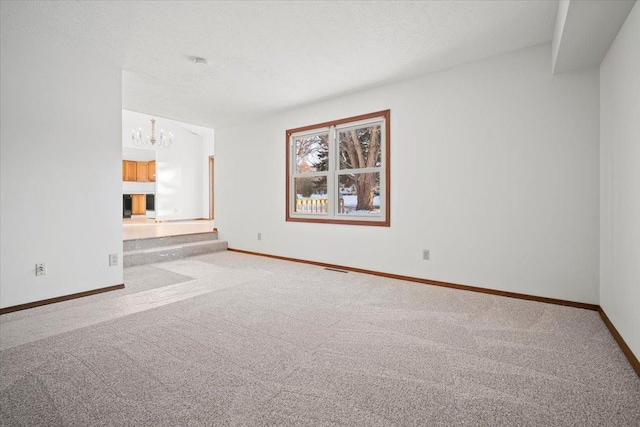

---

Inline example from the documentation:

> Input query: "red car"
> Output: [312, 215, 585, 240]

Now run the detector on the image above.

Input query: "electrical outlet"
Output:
[109, 253, 118, 266]
[35, 263, 46, 276]
[257, 232, 262, 241]
[422, 250, 430, 260]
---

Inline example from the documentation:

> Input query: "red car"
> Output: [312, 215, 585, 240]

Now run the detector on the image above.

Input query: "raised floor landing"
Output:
[123, 218, 215, 240]
[123, 231, 227, 267]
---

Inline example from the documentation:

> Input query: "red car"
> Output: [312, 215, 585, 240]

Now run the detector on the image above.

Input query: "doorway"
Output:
[209, 156, 215, 220]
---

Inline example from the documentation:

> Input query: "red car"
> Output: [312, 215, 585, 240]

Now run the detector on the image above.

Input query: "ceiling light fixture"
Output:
[193, 57, 209, 66]
[131, 118, 173, 149]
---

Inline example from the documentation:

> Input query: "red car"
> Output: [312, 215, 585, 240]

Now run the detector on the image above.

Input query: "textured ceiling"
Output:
[1, 1, 558, 128]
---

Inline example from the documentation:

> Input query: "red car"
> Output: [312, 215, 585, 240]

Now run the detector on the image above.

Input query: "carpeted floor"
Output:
[1, 251, 639, 426]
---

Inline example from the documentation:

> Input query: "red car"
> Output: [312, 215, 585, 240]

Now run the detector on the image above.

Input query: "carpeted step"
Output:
[123, 231, 219, 251]
[123, 237, 227, 267]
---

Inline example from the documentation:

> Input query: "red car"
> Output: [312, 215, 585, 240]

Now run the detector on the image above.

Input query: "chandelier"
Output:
[131, 118, 173, 149]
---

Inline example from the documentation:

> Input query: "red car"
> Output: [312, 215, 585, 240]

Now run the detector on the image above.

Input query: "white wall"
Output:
[600, 4, 640, 358]
[216, 43, 600, 304]
[0, 36, 123, 307]
[122, 182, 156, 195]
[122, 147, 155, 162]
[155, 126, 204, 220]
[201, 131, 215, 219]
[552, 0, 571, 73]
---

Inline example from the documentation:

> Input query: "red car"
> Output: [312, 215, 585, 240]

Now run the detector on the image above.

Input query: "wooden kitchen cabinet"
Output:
[122, 160, 137, 181]
[131, 194, 146, 215]
[148, 160, 156, 182]
[123, 159, 155, 182]
[136, 161, 149, 182]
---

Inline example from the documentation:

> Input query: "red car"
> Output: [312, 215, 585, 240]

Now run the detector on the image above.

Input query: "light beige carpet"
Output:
[1, 252, 638, 426]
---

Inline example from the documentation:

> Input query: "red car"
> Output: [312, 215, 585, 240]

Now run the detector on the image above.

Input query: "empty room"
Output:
[1, 1, 639, 426]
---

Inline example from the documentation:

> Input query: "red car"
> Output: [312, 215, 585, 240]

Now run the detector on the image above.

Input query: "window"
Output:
[286, 110, 390, 226]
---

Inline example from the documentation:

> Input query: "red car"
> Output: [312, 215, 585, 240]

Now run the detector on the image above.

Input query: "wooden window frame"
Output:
[286, 110, 390, 226]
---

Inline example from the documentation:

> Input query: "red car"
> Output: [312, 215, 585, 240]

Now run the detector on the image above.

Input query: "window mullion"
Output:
[379, 120, 386, 221]
[289, 136, 295, 215]
[338, 167, 382, 175]
[327, 126, 336, 217]
[336, 126, 341, 216]
[291, 172, 328, 178]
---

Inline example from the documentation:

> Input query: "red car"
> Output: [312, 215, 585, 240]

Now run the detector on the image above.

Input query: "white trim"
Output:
[335, 116, 384, 131]
[290, 127, 331, 139]
[337, 167, 382, 174]
[291, 171, 329, 179]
